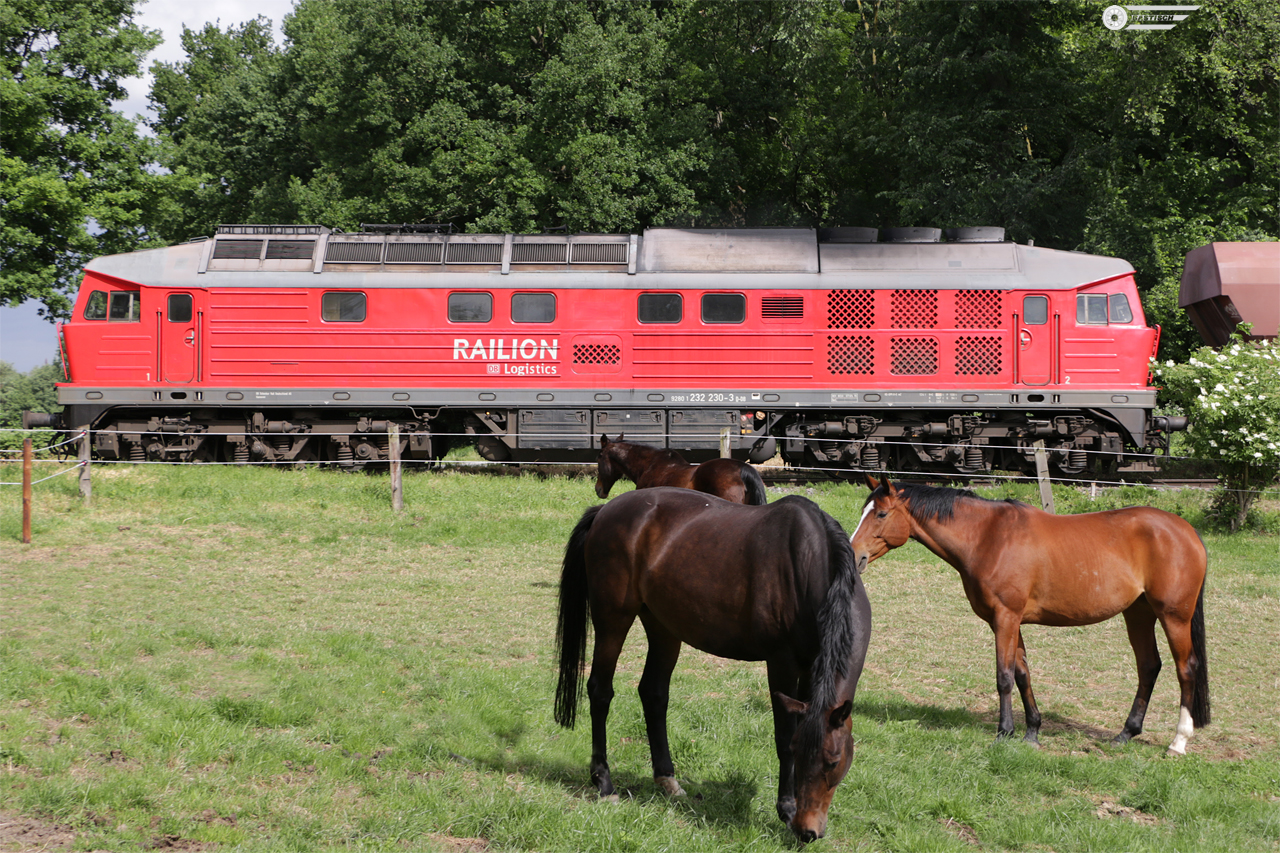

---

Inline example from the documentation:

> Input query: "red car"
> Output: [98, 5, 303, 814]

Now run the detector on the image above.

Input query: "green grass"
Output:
[1, 463, 1278, 851]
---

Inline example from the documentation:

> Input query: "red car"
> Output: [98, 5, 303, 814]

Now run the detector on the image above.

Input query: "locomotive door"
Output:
[159, 290, 204, 383]
[1015, 294, 1052, 386]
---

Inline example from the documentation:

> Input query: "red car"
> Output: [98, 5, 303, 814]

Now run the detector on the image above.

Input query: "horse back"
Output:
[587, 489, 834, 659]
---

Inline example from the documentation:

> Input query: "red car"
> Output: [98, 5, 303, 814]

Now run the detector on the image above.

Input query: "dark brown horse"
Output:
[594, 434, 767, 505]
[555, 487, 871, 842]
[850, 476, 1209, 754]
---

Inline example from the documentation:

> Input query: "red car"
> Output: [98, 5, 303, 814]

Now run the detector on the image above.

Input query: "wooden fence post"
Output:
[720, 427, 731, 459]
[79, 428, 92, 503]
[22, 438, 33, 544]
[388, 423, 403, 513]
[1033, 439, 1055, 514]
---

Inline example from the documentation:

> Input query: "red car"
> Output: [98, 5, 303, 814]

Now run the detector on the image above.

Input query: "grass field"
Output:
[1, 462, 1278, 851]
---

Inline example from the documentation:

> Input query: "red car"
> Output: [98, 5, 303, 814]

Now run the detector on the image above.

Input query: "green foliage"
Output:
[0, 0, 187, 318]
[0, 360, 63, 452]
[1153, 336, 1280, 530]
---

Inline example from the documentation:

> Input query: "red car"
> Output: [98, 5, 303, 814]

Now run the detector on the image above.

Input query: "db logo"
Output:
[487, 363, 501, 374]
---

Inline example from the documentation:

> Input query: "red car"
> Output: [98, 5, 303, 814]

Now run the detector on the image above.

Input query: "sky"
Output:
[0, 0, 297, 373]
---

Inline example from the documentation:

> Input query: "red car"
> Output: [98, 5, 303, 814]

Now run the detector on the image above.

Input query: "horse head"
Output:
[849, 474, 912, 571]
[594, 433, 624, 498]
[776, 693, 855, 843]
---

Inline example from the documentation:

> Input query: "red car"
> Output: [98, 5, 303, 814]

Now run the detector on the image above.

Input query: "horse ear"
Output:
[774, 692, 809, 716]
[883, 476, 897, 496]
[828, 700, 853, 729]
[864, 473, 879, 492]
[600, 434, 611, 448]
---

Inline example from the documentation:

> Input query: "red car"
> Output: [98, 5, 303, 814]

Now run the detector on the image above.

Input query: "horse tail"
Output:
[1191, 531, 1211, 727]
[554, 504, 602, 729]
[741, 463, 768, 506]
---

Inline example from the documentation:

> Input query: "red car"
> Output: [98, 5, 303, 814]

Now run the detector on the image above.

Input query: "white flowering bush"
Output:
[1152, 335, 1280, 531]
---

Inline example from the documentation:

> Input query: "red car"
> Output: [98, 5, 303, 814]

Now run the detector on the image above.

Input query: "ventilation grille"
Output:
[827, 335, 875, 375]
[212, 240, 262, 260]
[955, 336, 1003, 375]
[891, 290, 938, 328]
[513, 243, 568, 264]
[264, 240, 315, 260]
[571, 243, 627, 264]
[762, 296, 804, 318]
[955, 290, 1003, 329]
[325, 242, 382, 263]
[386, 242, 443, 263]
[446, 242, 503, 264]
[828, 290, 874, 328]
[890, 337, 938, 375]
[573, 343, 621, 365]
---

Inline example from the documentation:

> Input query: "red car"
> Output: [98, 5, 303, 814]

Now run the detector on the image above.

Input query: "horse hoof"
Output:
[599, 793, 621, 804]
[1111, 733, 1131, 746]
[1166, 743, 1187, 756]
[655, 776, 686, 797]
[1023, 735, 1041, 748]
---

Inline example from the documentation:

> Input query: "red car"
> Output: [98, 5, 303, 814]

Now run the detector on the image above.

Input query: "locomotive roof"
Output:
[84, 226, 1134, 291]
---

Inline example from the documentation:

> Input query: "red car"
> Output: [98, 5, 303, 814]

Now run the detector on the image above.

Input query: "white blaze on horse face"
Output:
[850, 500, 876, 545]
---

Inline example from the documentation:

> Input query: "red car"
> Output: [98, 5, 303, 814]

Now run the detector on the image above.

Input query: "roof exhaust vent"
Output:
[945, 226, 1006, 243]
[818, 227, 879, 243]
[882, 227, 941, 243]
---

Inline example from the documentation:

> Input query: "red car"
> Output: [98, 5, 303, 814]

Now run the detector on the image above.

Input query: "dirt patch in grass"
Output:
[0, 811, 76, 851]
[429, 833, 489, 851]
[1092, 797, 1162, 826]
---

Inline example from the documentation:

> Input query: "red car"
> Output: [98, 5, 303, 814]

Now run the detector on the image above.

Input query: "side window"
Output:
[108, 291, 140, 322]
[84, 291, 108, 320]
[701, 293, 746, 324]
[167, 293, 193, 323]
[1109, 293, 1133, 323]
[638, 293, 682, 324]
[448, 292, 492, 323]
[1076, 294, 1109, 325]
[1023, 295, 1048, 325]
[512, 292, 555, 323]
[322, 291, 367, 322]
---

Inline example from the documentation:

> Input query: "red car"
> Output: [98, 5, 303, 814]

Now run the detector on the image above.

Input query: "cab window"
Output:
[93, 291, 140, 322]
[1023, 295, 1048, 325]
[638, 293, 682, 323]
[701, 293, 746, 324]
[1077, 293, 1133, 325]
[448, 292, 492, 323]
[512, 293, 555, 323]
[322, 291, 367, 322]
[168, 294, 193, 323]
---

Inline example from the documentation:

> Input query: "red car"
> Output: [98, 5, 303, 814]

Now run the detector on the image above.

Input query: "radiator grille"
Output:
[573, 343, 621, 365]
[955, 335, 1003, 375]
[571, 243, 628, 264]
[827, 335, 875, 375]
[890, 337, 938, 375]
[955, 290, 1003, 328]
[828, 290, 874, 328]
[212, 240, 263, 260]
[264, 240, 315, 260]
[513, 243, 568, 263]
[325, 242, 383, 263]
[891, 290, 938, 328]
[446, 242, 503, 264]
[385, 242, 443, 263]
[762, 296, 804, 318]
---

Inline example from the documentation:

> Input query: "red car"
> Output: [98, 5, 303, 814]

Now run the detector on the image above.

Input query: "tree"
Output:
[0, 360, 63, 452]
[1, 0, 180, 319]
[1153, 336, 1280, 531]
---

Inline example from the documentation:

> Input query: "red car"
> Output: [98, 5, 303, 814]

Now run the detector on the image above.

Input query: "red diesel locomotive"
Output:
[49, 224, 1184, 476]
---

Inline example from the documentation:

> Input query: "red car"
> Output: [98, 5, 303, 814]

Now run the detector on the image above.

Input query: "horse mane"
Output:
[895, 482, 1025, 523]
[795, 508, 864, 748]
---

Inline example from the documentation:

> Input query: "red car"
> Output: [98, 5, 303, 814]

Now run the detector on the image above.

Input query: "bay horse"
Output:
[554, 487, 871, 842]
[594, 434, 767, 505]
[849, 476, 1209, 754]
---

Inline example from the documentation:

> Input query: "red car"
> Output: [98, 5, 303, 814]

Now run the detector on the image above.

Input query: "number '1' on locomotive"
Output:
[48, 224, 1186, 476]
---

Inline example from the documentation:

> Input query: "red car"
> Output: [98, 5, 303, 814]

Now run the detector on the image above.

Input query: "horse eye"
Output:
[877, 511, 888, 519]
